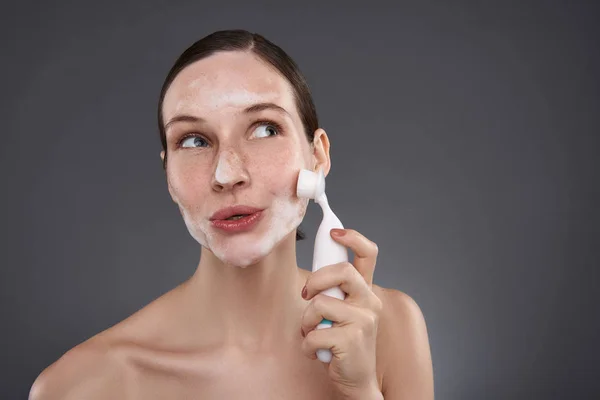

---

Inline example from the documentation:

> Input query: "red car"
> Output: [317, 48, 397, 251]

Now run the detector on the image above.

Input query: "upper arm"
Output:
[29, 340, 126, 400]
[379, 289, 434, 400]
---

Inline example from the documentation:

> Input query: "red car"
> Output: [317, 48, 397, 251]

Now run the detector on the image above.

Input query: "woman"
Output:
[30, 30, 434, 399]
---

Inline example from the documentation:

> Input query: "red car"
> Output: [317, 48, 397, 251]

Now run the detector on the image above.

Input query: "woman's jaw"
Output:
[176, 186, 309, 268]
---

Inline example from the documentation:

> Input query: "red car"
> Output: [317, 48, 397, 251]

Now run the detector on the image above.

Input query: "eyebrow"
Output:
[164, 102, 291, 131]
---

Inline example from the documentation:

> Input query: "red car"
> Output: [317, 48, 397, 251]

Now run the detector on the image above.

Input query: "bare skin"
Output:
[29, 270, 425, 399]
[30, 50, 434, 399]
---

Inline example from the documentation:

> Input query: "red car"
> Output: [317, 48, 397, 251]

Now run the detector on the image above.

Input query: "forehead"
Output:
[162, 51, 296, 119]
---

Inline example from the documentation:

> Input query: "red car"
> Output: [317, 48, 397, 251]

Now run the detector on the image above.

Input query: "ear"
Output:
[311, 128, 331, 177]
[160, 151, 177, 204]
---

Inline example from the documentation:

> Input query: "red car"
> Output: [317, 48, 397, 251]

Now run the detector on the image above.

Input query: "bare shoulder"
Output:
[29, 336, 129, 400]
[372, 284, 429, 351]
[29, 286, 184, 400]
[372, 284, 435, 399]
[373, 285, 427, 326]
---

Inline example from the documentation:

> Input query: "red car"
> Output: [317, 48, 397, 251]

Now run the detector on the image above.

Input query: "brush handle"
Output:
[311, 192, 348, 363]
[315, 285, 346, 363]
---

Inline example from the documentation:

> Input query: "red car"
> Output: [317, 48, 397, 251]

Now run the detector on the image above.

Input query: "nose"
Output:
[211, 150, 250, 192]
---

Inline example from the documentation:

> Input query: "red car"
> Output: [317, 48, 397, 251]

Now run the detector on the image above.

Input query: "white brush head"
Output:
[296, 168, 325, 199]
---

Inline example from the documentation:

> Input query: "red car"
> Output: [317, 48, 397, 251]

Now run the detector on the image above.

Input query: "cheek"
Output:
[252, 142, 306, 194]
[167, 161, 211, 205]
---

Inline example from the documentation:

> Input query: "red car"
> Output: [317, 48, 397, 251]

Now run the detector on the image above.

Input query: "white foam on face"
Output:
[168, 188, 210, 248]
[222, 188, 308, 268]
[164, 55, 313, 268]
[174, 182, 309, 269]
[214, 151, 243, 185]
[175, 82, 279, 113]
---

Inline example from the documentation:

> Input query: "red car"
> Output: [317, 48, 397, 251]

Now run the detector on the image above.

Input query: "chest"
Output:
[127, 353, 339, 400]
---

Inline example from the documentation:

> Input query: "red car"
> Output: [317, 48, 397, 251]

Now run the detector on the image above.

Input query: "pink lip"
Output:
[209, 205, 264, 221]
[210, 210, 264, 233]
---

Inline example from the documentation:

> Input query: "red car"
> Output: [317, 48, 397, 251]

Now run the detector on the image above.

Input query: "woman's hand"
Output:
[300, 228, 384, 400]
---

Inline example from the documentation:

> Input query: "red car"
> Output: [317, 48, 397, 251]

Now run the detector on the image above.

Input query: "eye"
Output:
[179, 134, 209, 149]
[252, 120, 283, 139]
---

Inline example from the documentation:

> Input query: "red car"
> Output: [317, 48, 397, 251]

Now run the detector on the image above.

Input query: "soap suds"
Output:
[175, 183, 308, 269]
[175, 83, 279, 113]
[214, 151, 243, 185]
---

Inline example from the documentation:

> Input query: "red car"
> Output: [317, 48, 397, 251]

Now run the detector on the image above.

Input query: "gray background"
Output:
[2, 1, 598, 399]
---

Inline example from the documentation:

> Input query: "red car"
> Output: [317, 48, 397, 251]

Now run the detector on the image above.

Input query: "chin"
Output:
[189, 196, 306, 267]
[214, 244, 270, 269]
[209, 222, 299, 268]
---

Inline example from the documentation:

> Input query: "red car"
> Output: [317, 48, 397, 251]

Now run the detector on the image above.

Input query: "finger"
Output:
[330, 228, 379, 287]
[300, 294, 376, 337]
[301, 324, 376, 361]
[304, 262, 374, 304]
[301, 325, 344, 360]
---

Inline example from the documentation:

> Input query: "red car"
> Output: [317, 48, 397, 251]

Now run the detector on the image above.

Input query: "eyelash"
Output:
[175, 119, 284, 149]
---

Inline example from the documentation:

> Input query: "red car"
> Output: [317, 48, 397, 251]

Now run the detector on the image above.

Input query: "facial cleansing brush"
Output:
[296, 168, 348, 363]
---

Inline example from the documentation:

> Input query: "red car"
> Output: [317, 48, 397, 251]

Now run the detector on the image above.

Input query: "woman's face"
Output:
[161, 51, 315, 267]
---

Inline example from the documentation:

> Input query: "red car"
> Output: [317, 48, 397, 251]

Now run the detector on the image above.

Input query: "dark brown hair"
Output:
[157, 29, 320, 241]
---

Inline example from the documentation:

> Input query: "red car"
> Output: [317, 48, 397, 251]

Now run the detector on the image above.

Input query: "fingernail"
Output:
[302, 285, 308, 299]
[331, 229, 346, 237]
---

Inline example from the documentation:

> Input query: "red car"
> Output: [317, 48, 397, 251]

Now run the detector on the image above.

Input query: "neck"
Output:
[183, 230, 309, 352]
